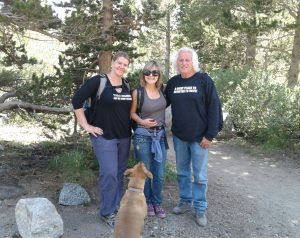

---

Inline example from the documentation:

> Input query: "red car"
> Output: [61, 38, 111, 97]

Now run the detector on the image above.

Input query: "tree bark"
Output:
[0, 91, 17, 103]
[165, 10, 171, 80]
[245, 34, 257, 68]
[245, 10, 257, 68]
[287, 2, 300, 88]
[245, 29, 257, 68]
[98, 0, 113, 73]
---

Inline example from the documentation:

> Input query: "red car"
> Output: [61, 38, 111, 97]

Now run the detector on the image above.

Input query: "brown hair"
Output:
[140, 60, 163, 89]
[112, 51, 131, 64]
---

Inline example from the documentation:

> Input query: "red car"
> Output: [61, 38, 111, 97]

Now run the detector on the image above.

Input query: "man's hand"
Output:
[200, 137, 212, 149]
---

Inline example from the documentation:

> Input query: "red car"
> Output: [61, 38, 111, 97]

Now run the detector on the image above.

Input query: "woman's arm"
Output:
[74, 108, 103, 137]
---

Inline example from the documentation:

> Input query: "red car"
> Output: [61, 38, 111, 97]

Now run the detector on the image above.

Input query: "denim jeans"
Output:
[90, 135, 131, 216]
[173, 135, 208, 215]
[133, 133, 167, 206]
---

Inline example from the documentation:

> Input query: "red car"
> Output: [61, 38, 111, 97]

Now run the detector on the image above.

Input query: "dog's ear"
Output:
[124, 168, 133, 177]
[145, 170, 153, 180]
[141, 165, 153, 179]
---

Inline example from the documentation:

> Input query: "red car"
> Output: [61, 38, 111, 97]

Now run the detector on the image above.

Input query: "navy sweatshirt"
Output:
[72, 75, 132, 139]
[165, 72, 220, 142]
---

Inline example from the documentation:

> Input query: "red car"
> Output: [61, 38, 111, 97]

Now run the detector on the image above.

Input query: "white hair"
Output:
[173, 47, 201, 73]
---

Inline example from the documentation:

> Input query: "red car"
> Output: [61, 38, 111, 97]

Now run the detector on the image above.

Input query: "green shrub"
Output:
[226, 70, 300, 149]
[126, 70, 140, 89]
[127, 149, 138, 168]
[211, 67, 249, 104]
[164, 162, 177, 183]
[49, 150, 98, 186]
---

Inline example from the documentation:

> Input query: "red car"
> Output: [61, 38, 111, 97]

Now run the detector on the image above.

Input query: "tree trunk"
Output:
[245, 10, 257, 68]
[245, 33, 257, 68]
[287, 2, 300, 88]
[164, 10, 171, 80]
[98, 0, 113, 73]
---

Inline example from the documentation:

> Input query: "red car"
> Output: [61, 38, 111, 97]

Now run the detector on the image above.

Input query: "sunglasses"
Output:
[143, 70, 160, 76]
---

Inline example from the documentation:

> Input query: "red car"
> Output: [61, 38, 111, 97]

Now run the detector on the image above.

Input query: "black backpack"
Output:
[200, 73, 223, 132]
[84, 74, 130, 124]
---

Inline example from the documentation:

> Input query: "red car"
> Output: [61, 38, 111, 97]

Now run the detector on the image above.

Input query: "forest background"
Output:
[0, 0, 299, 166]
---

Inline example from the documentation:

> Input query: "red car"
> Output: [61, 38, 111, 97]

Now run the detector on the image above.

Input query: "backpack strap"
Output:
[123, 78, 131, 92]
[136, 86, 144, 115]
[95, 74, 107, 100]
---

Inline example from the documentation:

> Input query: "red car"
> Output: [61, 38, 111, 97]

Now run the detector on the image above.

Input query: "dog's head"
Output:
[124, 162, 153, 189]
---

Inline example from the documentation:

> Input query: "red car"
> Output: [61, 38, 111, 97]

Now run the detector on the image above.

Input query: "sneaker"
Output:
[154, 205, 166, 219]
[195, 213, 207, 227]
[101, 213, 115, 228]
[172, 203, 192, 215]
[147, 204, 155, 216]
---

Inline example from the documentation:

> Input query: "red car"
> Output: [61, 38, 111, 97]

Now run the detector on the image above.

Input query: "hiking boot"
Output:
[195, 213, 207, 227]
[147, 204, 155, 216]
[101, 213, 115, 228]
[172, 203, 192, 215]
[154, 205, 166, 219]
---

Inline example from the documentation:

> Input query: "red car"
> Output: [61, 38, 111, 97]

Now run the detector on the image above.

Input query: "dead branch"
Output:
[0, 91, 17, 103]
[0, 101, 73, 114]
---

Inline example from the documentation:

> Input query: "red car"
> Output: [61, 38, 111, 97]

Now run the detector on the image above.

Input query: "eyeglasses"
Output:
[143, 70, 160, 76]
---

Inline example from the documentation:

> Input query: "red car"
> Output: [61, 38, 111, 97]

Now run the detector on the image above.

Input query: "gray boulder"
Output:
[59, 182, 91, 206]
[15, 197, 63, 238]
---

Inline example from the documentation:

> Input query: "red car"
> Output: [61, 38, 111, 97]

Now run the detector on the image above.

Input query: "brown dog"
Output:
[113, 162, 153, 238]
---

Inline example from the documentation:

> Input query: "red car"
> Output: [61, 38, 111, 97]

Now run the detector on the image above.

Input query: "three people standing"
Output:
[72, 47, 221, 228]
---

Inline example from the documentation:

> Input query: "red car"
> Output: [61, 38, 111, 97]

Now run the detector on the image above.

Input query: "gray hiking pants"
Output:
[90, 135, 131, 216]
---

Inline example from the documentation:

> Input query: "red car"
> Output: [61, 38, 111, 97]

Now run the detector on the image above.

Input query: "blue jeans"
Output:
[173, 135, 208, 215]
[90, 135, 131, 216]
[133, 134, 167, 206]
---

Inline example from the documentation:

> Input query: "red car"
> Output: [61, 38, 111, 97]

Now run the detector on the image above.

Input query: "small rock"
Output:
[59, 182, 91, 206]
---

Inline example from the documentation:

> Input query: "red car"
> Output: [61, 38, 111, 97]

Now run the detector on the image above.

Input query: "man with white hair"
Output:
[165, 47, 222, 227]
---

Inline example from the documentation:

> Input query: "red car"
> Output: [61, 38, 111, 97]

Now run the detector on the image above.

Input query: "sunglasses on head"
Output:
[143, 69, 160, 76]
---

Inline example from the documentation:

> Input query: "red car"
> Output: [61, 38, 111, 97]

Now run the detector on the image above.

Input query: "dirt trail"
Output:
[0, 125, 300, 238]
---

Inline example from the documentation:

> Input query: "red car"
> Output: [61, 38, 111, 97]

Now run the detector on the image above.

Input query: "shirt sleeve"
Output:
[203, 74, 221, 141]
[71, 75, 100, 110]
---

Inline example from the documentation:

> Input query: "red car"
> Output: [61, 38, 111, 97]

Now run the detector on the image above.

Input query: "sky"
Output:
[48, 0, 72, 20]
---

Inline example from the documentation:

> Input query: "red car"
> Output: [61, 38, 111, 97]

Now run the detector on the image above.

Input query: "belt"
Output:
[149, 125, 164, 130]
[138, 125, 164, 131]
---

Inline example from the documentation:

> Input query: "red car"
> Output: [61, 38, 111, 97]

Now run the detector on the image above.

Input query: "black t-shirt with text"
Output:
[165, 72, 220, 142]
[72, 75, 132, 139]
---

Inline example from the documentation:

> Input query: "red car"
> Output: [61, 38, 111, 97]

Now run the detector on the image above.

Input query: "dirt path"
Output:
[0, 126, 300, 238]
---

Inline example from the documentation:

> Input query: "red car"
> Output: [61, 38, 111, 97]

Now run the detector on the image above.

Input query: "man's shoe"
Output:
[147, 204, 155, 216]
[101, 213, 115, 228]
[195, 213, 207, 227]
[154, 205, 166, 219]
[172, 203, 192, 215]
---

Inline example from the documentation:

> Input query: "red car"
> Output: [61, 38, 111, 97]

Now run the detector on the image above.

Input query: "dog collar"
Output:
[128, 187, 144, 194]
